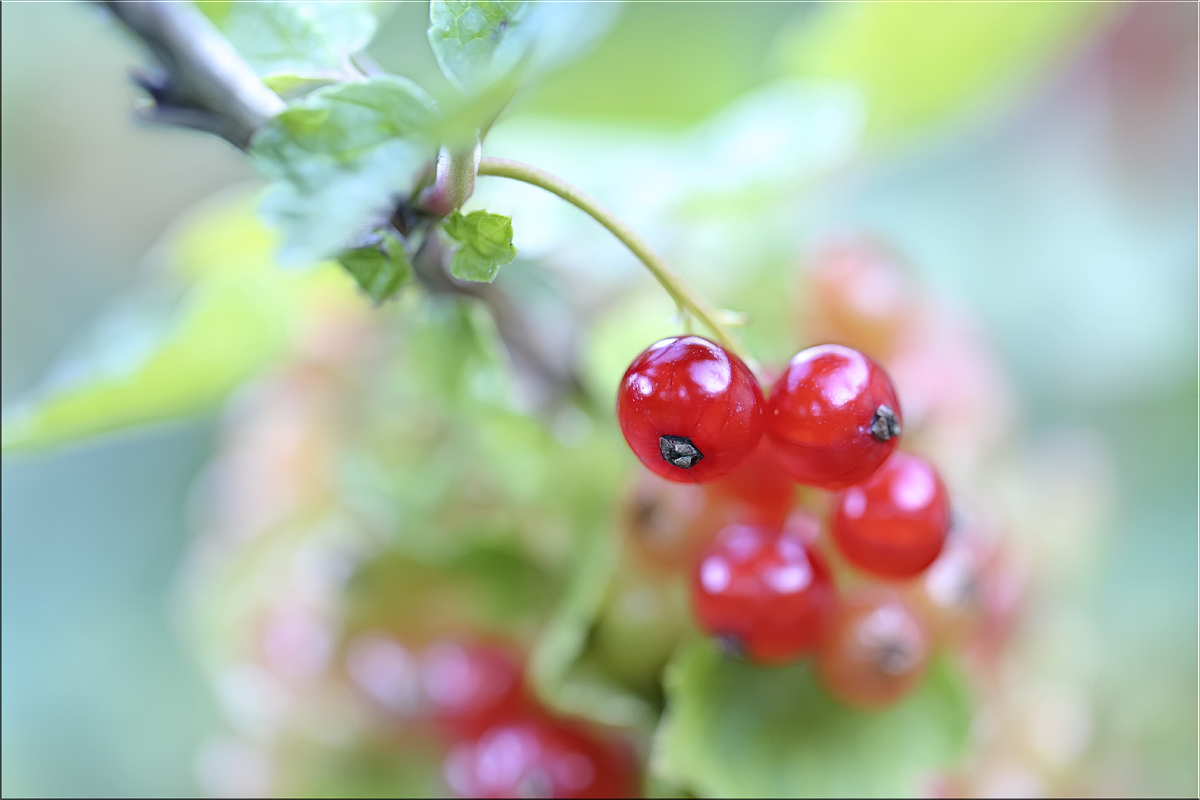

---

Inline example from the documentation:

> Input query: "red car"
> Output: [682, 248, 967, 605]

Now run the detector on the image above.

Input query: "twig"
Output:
[101, 0, 283, 150]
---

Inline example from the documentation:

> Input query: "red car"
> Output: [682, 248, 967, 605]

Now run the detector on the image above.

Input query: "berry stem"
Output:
[476, 157, 757, 370]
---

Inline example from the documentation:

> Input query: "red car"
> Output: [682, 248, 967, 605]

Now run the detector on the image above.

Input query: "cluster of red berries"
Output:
[617, 330, 950, 707]
[346, 635, 638, 797]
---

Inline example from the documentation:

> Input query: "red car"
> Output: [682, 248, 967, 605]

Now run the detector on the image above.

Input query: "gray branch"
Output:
[101, 0, 283, 150]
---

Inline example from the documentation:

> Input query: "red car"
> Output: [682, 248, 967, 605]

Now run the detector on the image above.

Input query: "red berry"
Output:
[443, 715, 638, 798]
[618, 336, 765, 483]
[619, 469, 711, 572]
[904, 513, 1000, 646]
[803, 235, 916, 362]
[619, 467, 790, 575]
[691, 524, 837, 664]
[767, 344, 901, 490]
[346, 633, 423, 719]
[832, 451, 949, 579]
[421, 641, 527, 739]
[816, 591, 930, 709]
[705, 436, 796, 522]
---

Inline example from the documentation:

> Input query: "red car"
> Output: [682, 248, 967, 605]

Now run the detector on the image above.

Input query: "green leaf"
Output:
[1, 190, 343, 453]
[777, 2, 1104, 139]
[443, 210, 517, 283]
[260, 72, 340, 100]
[198, 0, 378, 79]
[252, 76, 437, 164]
[427, 0, 622, 95]
[653, 641, 972, 798]
[249, 77, 438, 265]
[339, 230, 413, 304]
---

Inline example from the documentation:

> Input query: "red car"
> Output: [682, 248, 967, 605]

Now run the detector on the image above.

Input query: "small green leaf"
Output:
[249, 77, 438, 265]
[339, 230, 413, 304]
[428, 0, 622, 95]
[653, 640, 972, 798]
[443, 210, 517, 283]
[199, 0, 378, 79]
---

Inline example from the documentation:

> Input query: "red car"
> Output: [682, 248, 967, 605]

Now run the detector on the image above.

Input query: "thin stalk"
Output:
[476, 157, 757, 370]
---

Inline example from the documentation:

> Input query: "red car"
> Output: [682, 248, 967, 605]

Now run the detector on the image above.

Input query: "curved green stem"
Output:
[476, 157, 757, 370]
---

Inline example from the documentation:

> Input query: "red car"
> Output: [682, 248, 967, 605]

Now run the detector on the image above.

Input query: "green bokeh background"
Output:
[2, 2, 1196, 796]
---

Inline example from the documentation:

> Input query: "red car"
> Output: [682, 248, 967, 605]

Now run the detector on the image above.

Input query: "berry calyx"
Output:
[869, 405, 901, 442]
[691, 524, 837, 664]
[659, 434, 704, 468]
[832, 451, 950, 579]
[618, 336, 765, 483]
[766, 344, 902, 490]
[816, 591, 930, 709]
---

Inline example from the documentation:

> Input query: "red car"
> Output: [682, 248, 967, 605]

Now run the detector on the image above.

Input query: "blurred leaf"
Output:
[261, 72, 340, 99]
[1, 190, 341, 453]
[428, 77, 520, 147]
[280, 738, 446, 799]
[198, 0, 378, 79]
[530, 531, 653, 728]
[653, 641, 972, 797]
[427, 0, 622, 95]
[252, 76, 437, 160]
[250, 77, 438, 265]
[345, 540, 558, 643]
[339, 230, 413, 304]
[776, 2, 1102, 138]
[443, 210, 517, 283]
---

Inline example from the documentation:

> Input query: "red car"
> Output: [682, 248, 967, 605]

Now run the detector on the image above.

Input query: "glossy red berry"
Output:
[443, 715, 638, 798]
[691, 524, 837, 664]
[832, 451, 949, 578]
[767, 344, 901, 490]
[421, 641, 527, 739]
[618, 336, 765, 483]
[816, 591, 930, 709]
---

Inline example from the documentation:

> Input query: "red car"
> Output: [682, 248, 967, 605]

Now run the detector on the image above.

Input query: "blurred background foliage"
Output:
[2, 0, 1196, 796]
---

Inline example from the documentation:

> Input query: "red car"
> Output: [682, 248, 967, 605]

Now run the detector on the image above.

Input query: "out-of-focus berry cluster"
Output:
[182, 236, 1112, 798]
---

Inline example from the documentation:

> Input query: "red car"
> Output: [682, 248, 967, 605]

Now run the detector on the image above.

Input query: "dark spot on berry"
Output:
[634, 496, 657, 528]
[659, 435, 704, 469]
[875, 637, 919, 676]
[869, 405, 901, 442]
[715, 633, 745, 659]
